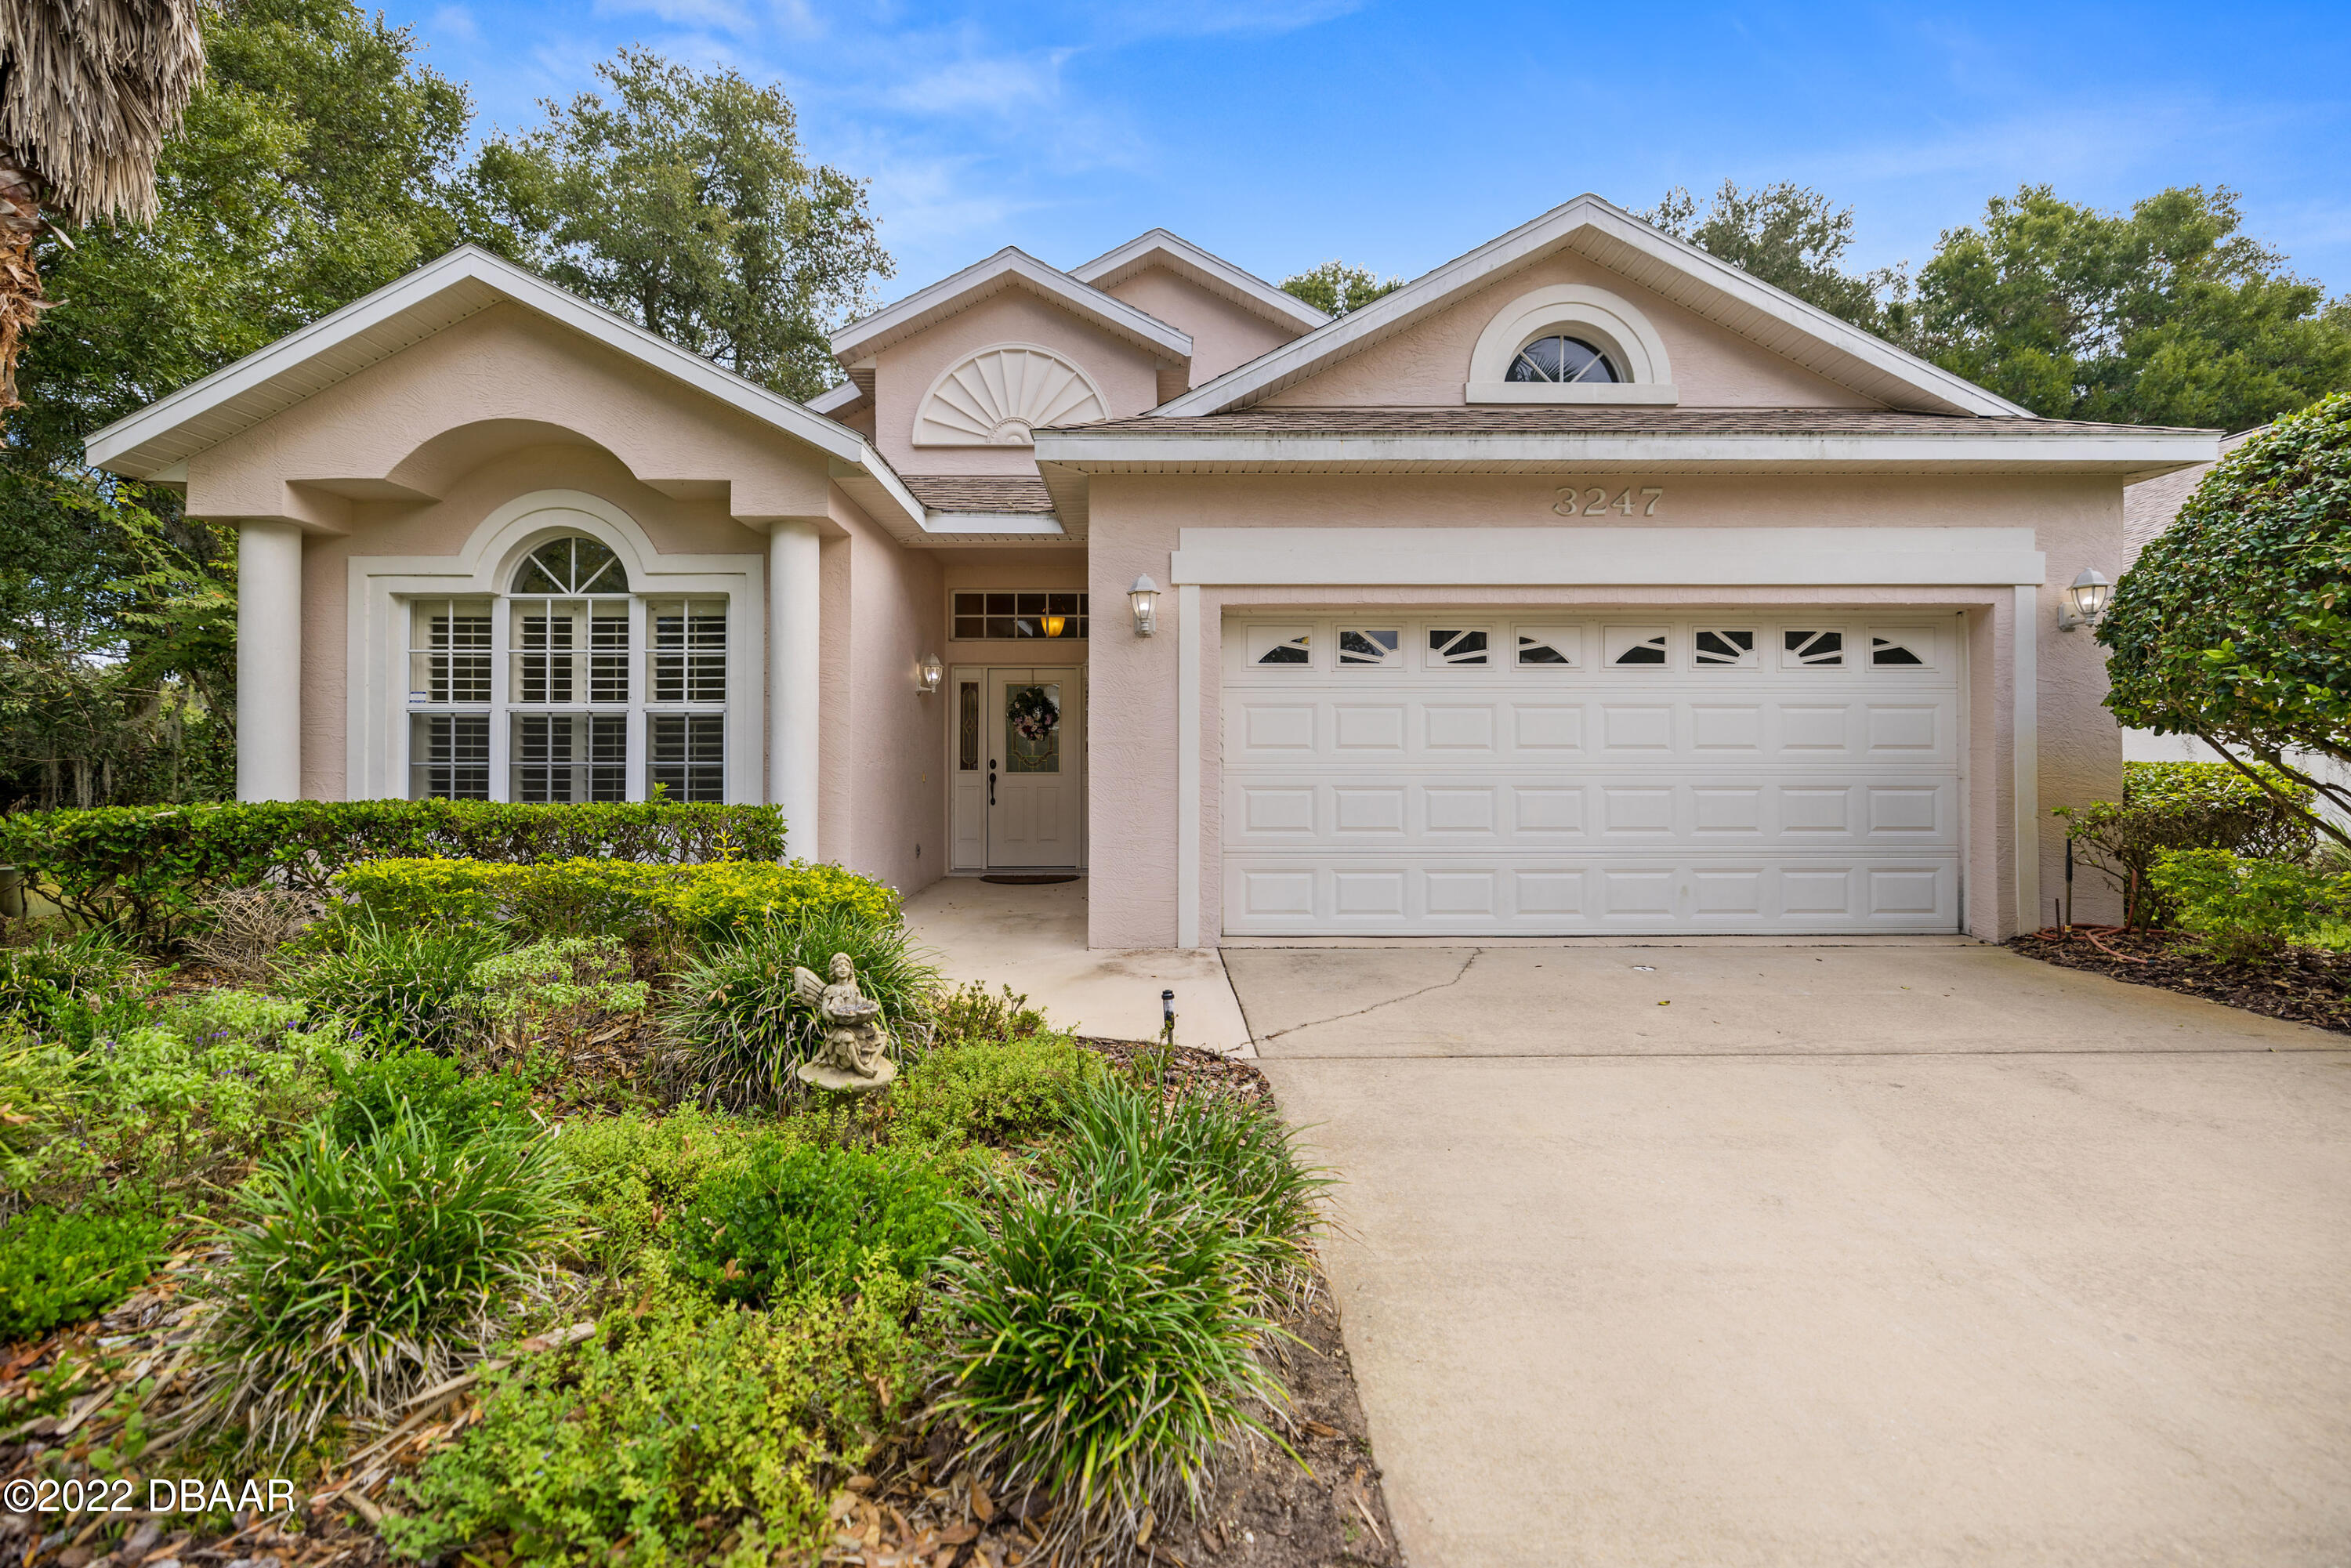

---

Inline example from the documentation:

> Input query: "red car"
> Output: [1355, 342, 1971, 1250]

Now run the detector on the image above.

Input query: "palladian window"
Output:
[405, 534, 730, 802]
[1505, 335, 1621, 385]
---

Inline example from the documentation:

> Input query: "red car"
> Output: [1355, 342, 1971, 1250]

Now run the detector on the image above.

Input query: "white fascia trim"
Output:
[828, 247, 1194, 365]
[1070, 229, 1331, 332]
[921, 512, 1067, 536]
[1154, 194, 2033, 420]
[1033, 429, 2222, 471]
[87, 245, 869, 477]
[1168, 527, 2048, 589]
[807, 381, 866, 415]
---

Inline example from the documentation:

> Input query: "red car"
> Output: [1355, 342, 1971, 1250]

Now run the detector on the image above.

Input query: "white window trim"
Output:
[1464, 283, 1679, 405]
[346, 489, 766, 803]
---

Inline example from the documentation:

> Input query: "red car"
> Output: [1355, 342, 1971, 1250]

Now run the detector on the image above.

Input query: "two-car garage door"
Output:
[1221, 613, 1963, 936]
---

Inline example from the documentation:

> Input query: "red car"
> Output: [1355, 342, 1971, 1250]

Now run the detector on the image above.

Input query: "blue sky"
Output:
[385, 0, 2351, 310]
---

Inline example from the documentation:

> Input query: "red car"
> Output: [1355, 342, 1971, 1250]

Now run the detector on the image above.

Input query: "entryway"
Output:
[947, 665, 1085, 872]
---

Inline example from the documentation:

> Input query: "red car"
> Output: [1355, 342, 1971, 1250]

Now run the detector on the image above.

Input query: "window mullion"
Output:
[628, 594, 648, 802]
[489, 591, 512, 802]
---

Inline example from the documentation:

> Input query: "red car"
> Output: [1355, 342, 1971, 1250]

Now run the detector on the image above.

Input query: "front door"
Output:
[984, 668, 1083, 868]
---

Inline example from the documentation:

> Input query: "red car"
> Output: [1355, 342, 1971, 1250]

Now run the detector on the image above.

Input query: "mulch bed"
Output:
[2009, 926, 2351, 1035]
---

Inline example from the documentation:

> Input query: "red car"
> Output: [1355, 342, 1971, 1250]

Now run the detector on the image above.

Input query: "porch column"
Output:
[766, 520, 821, 856]
[236, 520, 302, 802]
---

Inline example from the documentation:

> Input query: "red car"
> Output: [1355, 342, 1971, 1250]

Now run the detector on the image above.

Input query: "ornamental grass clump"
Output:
[663, 906, 936, 1109]
[933, 1179, 1287, 1555]
[1050, 1078, 1332, 1307]
[288, 914, 506, 1051]
[187, 1106, 569, 1454]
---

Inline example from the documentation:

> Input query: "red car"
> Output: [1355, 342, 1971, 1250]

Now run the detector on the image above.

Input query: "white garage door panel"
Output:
[1223, 615, 1962, 936]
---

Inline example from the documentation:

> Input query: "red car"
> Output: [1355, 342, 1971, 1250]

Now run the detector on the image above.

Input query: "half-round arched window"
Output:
[406, 528, 727, 804]
[1505, 335, 1621, 386]
[511, 534, 629, 594]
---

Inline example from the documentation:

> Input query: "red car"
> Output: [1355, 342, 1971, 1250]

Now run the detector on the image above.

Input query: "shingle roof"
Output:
[1051, 407, 2208, 438]
[901, 475, 1057, 513]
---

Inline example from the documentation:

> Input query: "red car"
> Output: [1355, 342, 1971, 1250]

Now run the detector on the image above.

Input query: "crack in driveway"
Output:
[1258, 949, 1482, 1043]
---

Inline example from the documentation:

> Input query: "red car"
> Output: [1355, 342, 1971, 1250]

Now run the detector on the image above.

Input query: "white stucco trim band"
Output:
[2013, 584, 2041, 935]
[1177, 583, 1204, 951]
[1168, 527, 2048, 588]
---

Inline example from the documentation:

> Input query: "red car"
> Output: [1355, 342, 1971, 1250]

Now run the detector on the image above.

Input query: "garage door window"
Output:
[1426, 628, 1491, 666]
[1338, 628, 1402, 666]
[1694, 628, 1758, 667]
[1513, 627, 1581, 667]
[1782, 629, 1846, 668]
[1606, 626, 1670, 665]
[1869, 630, 1930, 668]
[1248, 627, 1313, 665]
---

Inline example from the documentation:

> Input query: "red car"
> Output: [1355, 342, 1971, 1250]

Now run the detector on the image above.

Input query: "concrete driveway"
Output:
[1230, 941, 2351, 1566]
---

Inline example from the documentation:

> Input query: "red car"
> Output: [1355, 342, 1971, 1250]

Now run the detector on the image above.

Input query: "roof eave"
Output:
[828, 246, 1194, 366]
[1070, 228, 1330, 333]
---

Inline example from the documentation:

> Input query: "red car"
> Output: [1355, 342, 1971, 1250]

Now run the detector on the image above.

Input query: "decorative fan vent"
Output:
[913, 344, 1109, 447]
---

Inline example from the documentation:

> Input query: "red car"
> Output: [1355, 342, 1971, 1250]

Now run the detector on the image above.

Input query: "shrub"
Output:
[2148, 849, 2351, 962]
[384, 1267, 922, 1566]
[1050, 1079, 1331, 1306]
[933, 1180, 1284, 1552]
[288, 914, 506, 1051]
[469, 937, 647, 1054]
[184, 884, 318, 982]
[663, 906, 935, 1109]
[0, 1204, 168, 1343]
[929, 980, 1047, 1046]
[0, 1034, 80, 1200]
[672, 1137, 955, 1305]
[328, 1049, 538, 1149]
[552, 1109, 759, 1276]
[0, 929, 152, 1042]
[188, 1108, 569, 1454]
[2055, 761, 2318, 926]
[877, 1033, 1102, 1149]
[337, 857, 900, 946]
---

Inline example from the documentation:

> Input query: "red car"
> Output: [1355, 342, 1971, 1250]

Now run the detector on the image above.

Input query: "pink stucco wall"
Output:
[825, 488, 947, 895]
[1262, 249, 1882, 409]
[1095, 265, 1299, 387]
[870, 289, 1165, 477]
[1085, 469, 2128, 948]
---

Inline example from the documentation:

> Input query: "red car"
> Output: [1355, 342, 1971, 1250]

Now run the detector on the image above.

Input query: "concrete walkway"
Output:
[1232, 942, 2351, 1566]
[904, 877, 1253, 1053]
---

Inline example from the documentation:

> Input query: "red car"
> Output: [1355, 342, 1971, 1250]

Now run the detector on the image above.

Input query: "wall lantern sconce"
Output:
[916, 653, 943, 694]
[1128, 575, 1159, 637]
[2058, 568, 2112, 632]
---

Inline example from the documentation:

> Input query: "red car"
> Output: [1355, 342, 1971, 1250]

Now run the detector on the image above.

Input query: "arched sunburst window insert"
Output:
[405, 529, 730, 805]
[1505, 335, 1621, 386]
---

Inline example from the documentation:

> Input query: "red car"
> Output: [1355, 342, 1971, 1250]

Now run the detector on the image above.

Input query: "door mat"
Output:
[980, 874, 1080, 885]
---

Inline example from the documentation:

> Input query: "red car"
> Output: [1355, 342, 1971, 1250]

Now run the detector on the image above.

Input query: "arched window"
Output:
[404, 532, 730, 802]
[1505, 335, 1621, 386]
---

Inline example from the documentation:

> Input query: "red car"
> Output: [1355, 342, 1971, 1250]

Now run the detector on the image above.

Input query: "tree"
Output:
[472, 49, 893, 401]
[1911, 185, 2351, 430]
[1279, 260, 1400, 317]
[0, 0, 206, 411]
[1641, 180, 1907, 335]
[2099, 393, 2351, 849]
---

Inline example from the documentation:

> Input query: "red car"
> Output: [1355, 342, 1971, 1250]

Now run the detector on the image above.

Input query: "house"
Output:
[84, 194, 2219, 945]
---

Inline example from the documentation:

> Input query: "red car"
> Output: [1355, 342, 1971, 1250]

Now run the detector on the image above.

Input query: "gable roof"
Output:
[828, 245, 1194, 367]
[1070, 229, 1328, 334]
[1154, 194, 2032, 420]
[83, 245, 923, 531]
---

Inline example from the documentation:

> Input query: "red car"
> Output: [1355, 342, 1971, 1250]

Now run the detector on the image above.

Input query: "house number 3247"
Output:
[1552, 484, 1664, 517]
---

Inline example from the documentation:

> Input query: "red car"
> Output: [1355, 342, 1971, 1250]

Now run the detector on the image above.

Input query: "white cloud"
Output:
[428, 3, 477, 42]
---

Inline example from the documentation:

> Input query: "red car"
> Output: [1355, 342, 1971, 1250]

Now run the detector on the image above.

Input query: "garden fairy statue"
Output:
[791, 952, 898, 1091]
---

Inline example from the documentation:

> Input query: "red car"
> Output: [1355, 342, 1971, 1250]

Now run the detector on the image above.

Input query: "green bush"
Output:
[75, 990, 353, 1178]
[288, 914, 507, 1051]
[662, 907, 935, 1110]
[328, 1049, 538, 1149]
[337, 857, 900, 946]
[470, 937, 647, 1045]
[190, 1107, 569, 1454]
[878, 1032, 1102, 1149]
[0, 1204, 168, 1343]
[933, 1177, 1284, 1552]
[2056, 760, 2318, 926]
[929, 980, 1047, 1045]
[0, 929, 158, 1045]
[672, 1137, 955, 1305]
[2148, 849, 2351, 961]
[0, 1034, 80, 1195]
[551, 1108, 759, 1275]
[0, 801, 787, 951]
[1051, 1079, 1331, 1306]
[384, 1268, 922, 1566]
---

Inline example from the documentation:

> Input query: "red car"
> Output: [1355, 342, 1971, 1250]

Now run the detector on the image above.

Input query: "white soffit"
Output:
[828, 246, 1194, 366]
[1155, 194, 2034, 420]
[1070, 229, 1330, 334]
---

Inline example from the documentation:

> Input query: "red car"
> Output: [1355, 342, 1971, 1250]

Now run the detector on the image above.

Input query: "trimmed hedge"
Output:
[0, 802, 785, 950]
[336, 856, 900, 942]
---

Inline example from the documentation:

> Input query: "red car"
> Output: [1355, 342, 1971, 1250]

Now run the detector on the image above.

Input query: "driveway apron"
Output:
[1233, 942, 2351, 1567]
